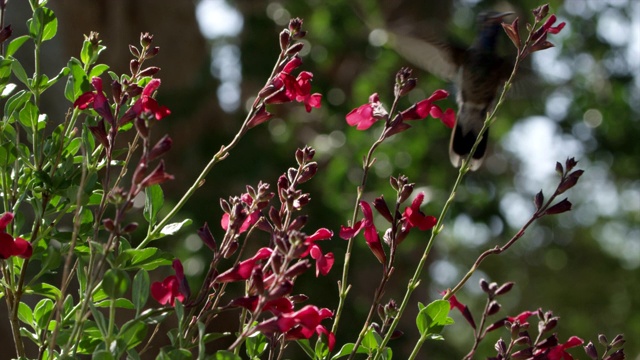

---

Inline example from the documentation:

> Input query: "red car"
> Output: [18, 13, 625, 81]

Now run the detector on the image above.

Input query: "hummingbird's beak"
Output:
[488, 11, 514, 23]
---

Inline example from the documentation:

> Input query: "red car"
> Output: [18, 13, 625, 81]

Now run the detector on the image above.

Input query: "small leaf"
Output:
[214, 350, 242, 360]
[6, 35, 30, 57]
[118, 319, 147, 350]
[144, 184, 164, 224]
[92, 350, 115, 360]
[18, 302, 34, 327]
[132, 269, 150, 313]
[159, 219, 192, 238]
[26, 282, 61, 300]
[102, 268, 130, 299]
[11, 58, 30, 88]
[33, 298, 54, 331]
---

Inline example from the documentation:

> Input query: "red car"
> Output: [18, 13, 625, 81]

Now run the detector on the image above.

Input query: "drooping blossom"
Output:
[345, 93, 388, 130]
[215, 248, 273, 283]
[443, 292, 476, 329]
[256, 305, 333, 342]
[0, 212, 32, 260]
[340, 201, 386, 265]
[73, 77, 114, 125]
[151, 259, 190, 306]
[301, 227, 333, 257]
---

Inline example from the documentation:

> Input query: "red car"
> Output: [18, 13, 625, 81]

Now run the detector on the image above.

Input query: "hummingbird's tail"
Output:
[449, 103, 489, 171]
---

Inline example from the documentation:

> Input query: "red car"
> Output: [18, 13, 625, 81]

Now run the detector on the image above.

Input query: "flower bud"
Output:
[279, 29, 290, 51]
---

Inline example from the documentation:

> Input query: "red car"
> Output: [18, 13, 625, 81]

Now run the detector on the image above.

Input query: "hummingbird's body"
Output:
[390, 11, 513, 170]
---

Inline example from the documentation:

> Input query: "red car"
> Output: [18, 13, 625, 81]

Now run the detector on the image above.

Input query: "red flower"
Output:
[339, 201, 386, 265]
[73, 77, 114, 125]
[444, 293, 476, 329]
[402, 192, 437, 232]
[151, 259, 190, 306]
[345, 93, 388, 130]
[310, 244, 334, 277]
[215, 247, 273, 283]
[541, 336, 584, 360]
[220, 194, 261, 234]
[300, 227, 333, 257]
[400, 89, 455, 128]
[508, 310, 535, 326]
[264, 56, 322, 112]
[0, 212, 32, 260]
[122, 79, 171, 123]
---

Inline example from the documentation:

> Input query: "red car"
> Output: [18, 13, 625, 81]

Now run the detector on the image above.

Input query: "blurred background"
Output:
[4, 0, 639, 358]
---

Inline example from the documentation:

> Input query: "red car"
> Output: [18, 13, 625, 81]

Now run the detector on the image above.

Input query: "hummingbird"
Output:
[390, 11, 515, 170]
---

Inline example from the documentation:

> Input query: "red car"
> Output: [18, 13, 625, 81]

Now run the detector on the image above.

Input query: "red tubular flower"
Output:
[150, 259, 190, 306]
[402, 192, 437, 232]
[508, 310, 535, 326]
[264, 56, 322, 112]
[444, 293, 476, 329]
[540, 336, 584, 360]
[73, 77, 115, 125]
[346, 93, 387, 130]
[310, 244, 334, 277]
[339, 202, 386, 264]
[0, 213, 32, 260]
[215, 247, 273, 283]
[400, 89, 454, 128]
[120, 79, 171, 125]
[301, 228, 333, 257]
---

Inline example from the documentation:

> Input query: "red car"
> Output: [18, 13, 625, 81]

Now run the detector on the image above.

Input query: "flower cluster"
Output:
[0, 213, 32, 260]
[248, 18, 321, 128]
[340, 175, 437, 266]
[346, 68, 455, 134]
[502, 3, 566, 57]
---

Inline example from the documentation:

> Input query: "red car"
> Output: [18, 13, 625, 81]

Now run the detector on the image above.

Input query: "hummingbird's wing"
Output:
[388, 32, 466, 81]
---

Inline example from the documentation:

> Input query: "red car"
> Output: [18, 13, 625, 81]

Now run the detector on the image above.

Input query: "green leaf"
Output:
[0, 59, 13, 83]
[89, 302, 108, 339]
[65, 57, 89, 102]
[40, 66, 70, 93]
[92, 350, 115, 360]
[118, 247, 172, 271]
[29, 7, 57, 43]
[159, 219, 192, 238]
[26, 282, 61, 300]
[89, 64, 110, 78]
[246, 331, 268, 358]
[6, 35, 30, 57]
[416, 300, 453, 339]
[361, 327, 380, 350]
[331, 343, 369, 359]
[33, 298, 54, 330]
[4, 90, 31, 122]
[19, 100, 38, 128]
[144, 184, 164, 224]
[132, 269, 150, 313]
[102, 269, 131, 299]
[118, 319, 147, 350]
[18, 302, 34, 327]
[214, 351, 242, 360]
[11, 58, 30, 88]
[295, 339, 315, 358]
[94, 298, 135, 310]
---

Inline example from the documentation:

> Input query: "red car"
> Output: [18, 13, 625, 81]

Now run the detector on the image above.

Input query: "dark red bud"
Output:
[285, 42, 305, 56]
[103, 218, 115, 231]
[197, 222, 216, 251]
[269, 206, 282, 230]
[373, 196, 394, 223]
[129, 44, 140, 58]
[495, 282, 515, 296]
[288, 215, 308, 231]
[298, 162, 317, 183]
[544, 198, 572, 215]
[223, 240, 239, 259]
[148, 135, 173, 161]
[0, 25, 12, 44]
[122, 222, 138, 233]
[534, 190, 544, 210]
[140, 32, 153, 48]
[130, 59, 140, 75]
[279, 29, 290, 51]
[284, 260, 311, 278]
[138, 66, 161, 77]
[487, 300, 501, 316]
[557, 169, 583, 194]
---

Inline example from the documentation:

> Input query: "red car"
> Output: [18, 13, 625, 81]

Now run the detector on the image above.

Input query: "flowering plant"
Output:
[0, 2, 625, 360]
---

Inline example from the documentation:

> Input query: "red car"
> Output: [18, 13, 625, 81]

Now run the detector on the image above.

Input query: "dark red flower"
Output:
[339, 201, 386, 264]
[539, 336, 584, 360]
[346, 93, 388, 130]
[0, 212, 14, 231]
[150, 259, 190, 306]
[215, 248, 273, 283]
[221, 194, 261, 234]
[301, 228, 333, 257]
[508, 310, 535, 326]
